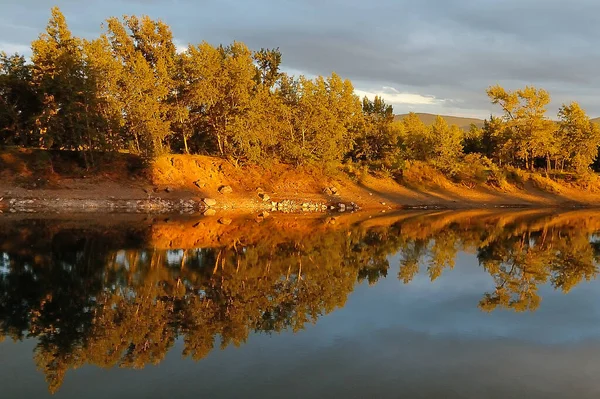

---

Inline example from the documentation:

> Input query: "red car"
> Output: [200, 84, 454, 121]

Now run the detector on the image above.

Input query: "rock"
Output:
[165, 187, 173, 193]
[323, 187, 333, 195]
[193, 180, 204, 189]
[203, 209, 217, 216]
[203, 198, 217, 207]
[256, 211, 270, 222]
[338, 203, 346, 211]
[331, 186, 338, 194]
[218, 217, 232, 225]
[380, 202, 386, 206]
[219, 185, 233, 194]
[271, 201, 277, 207]
[259, 193, 270, 202]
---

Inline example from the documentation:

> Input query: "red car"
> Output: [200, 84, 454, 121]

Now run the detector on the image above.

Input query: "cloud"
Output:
[173, 39, 188, 54]
[355, 87, 442, 106]
[0, 42, 30, 55]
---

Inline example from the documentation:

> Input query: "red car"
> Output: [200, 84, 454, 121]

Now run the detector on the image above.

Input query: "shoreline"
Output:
[5, 152, 600, 215]
[0, 190, 597, 215]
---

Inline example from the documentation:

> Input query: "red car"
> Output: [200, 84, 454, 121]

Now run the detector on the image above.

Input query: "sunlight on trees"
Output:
[2, 6, 600, 179]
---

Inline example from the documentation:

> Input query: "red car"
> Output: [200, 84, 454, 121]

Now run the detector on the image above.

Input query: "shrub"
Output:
[401, 160, 448, 186]
[530, 173, 563, 194]
[504, 166, 528, 188]
[452, 154, 489, 186]
[573, 171, 600, 192]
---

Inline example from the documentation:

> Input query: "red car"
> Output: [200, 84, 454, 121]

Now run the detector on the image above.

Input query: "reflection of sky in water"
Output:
[318, 252, 600, 344]
[0, 253, 9, 275]
[2, 248, 600, 398]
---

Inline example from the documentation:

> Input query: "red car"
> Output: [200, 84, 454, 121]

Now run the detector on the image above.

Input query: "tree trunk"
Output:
[134, 132, 141, 154]
[183, 133, 189, 154]
[217, 133, 224, 155]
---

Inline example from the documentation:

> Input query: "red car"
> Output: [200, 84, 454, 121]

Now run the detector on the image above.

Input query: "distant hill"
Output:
[394, 113, 484, 130]
[395, 113, 600, 130]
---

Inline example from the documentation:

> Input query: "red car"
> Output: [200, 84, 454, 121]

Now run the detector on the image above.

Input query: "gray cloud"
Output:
[1, 0, 599, 117]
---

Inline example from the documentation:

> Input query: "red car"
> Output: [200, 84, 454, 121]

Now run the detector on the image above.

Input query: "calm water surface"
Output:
[1, 210, 600, 398]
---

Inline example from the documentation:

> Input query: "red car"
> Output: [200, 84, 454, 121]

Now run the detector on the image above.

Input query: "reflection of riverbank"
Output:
[1, 209, 600, 393]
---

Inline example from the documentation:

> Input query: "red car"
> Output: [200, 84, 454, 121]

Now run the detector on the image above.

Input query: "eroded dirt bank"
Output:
[2, 149, 600, 214]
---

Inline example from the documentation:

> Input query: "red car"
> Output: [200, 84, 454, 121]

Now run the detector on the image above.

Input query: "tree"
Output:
[181, 41, 256, 156]
[349, 96, 402, 169]
[430, 115, 463, 172]
[105, 15, 178, 156]
[81, 35, 125, 153]
[227, 85, 290, 163]
[487, 85, 556, 171]
[31, 7, 91, 153]
[0, 53, 40, 147]
[281, 73, 362, 165]
[401, 112, 432, 161]
[253, 47, 282, 88]
[557, 102, 600, 172]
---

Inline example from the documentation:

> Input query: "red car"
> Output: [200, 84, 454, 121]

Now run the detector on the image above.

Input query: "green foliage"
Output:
[401, 160, 449, 186]
[429, 116, 464, 173]
[557, 102, 600, 173]
[0, 53, 40, 147]
[530, 173, 564, 194]
[453, 154, 492, 186]
[348, 96, 402, 170]
[3, 7, 600, 184]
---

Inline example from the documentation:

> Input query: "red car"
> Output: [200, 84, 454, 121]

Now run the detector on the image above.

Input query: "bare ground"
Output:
[2, 149, 600, 214]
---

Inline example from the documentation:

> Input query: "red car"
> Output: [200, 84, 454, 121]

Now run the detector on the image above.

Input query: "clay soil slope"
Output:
[2, 148, 600, 213]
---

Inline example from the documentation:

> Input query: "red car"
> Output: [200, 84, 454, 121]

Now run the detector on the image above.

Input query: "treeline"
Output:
[0, 7, 368, 167]
[2, 7, 600, 177]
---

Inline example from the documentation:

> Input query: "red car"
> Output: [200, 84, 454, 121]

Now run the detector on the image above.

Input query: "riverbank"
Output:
[2, 148, 600, 214]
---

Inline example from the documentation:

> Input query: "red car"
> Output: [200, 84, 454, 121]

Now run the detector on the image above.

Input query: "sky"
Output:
[1, 0, 599, 118]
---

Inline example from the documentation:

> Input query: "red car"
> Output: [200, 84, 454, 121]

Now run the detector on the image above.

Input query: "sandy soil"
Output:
[2, 151, 600, 214]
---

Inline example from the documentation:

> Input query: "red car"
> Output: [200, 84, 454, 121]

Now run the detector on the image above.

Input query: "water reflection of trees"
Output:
[1, 211, 600, 393]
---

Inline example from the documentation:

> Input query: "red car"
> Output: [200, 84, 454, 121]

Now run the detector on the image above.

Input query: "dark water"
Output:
[1, 210, 600, 398]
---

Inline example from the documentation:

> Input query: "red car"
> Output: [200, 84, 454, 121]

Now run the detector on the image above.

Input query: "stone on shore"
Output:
[219, 185, 233, 194]
[203, 198, 217, 207]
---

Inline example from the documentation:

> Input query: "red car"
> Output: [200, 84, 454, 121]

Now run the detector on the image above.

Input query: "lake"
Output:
[1, 210, 600, 398]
